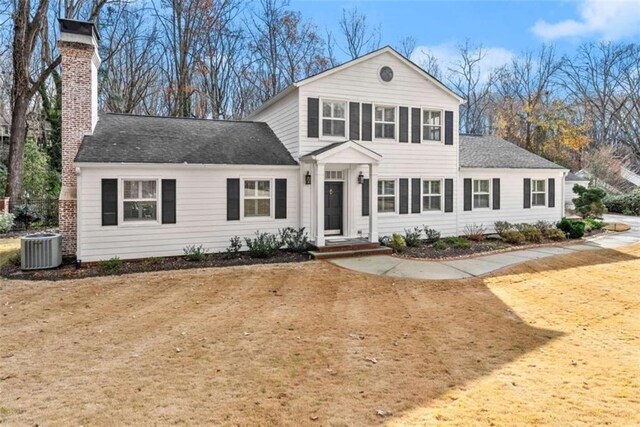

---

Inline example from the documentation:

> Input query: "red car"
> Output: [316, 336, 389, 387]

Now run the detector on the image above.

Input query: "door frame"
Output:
[324, 181, 344, 236]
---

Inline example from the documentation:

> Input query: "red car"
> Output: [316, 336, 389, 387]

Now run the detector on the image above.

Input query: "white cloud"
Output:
[532, 0, 640, 41]
[410, 43, 514, 83]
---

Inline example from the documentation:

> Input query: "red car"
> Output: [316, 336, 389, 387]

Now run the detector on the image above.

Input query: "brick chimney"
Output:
[58, 19, 100, 256]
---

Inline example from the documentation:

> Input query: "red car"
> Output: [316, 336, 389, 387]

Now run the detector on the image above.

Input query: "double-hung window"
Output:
[532, 179, 546, 206]
[423, 110, 442, 141]
[377, 180, 396, 213]
[244, 180, 271, 217]
[322, 100, 346, 137]
[375, 106, 395, 139]
[123, 180, 157, 221]
[422, 180, 442, 211]
[473, 179, 490, 209]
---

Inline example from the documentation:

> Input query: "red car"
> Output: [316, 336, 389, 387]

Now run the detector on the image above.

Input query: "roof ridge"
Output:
[103, 112, 264, 125]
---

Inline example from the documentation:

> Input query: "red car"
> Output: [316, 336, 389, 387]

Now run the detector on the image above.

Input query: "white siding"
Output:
[564, 179, 589, 208]
[459, 169, 565, 234]
[77, 164, 299, 262]
[251, 89, 300, 159]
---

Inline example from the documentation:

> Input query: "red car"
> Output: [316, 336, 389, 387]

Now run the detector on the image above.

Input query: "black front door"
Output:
[324, 182, 343, 235]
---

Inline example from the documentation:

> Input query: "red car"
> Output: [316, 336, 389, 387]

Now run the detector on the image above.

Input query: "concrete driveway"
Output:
[331, 214, 640, 280]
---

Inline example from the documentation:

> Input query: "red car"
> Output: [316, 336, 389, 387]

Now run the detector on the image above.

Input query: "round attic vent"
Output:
[380, 66, 394, 82]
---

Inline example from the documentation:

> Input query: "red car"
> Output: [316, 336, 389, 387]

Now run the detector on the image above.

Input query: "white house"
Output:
[58, 19, 568, 262]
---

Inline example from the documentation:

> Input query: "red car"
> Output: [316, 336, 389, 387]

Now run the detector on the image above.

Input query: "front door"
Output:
[324, 182, 343, 235]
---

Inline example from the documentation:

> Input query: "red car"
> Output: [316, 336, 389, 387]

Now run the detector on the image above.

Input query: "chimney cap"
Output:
[59, 18, 100, 41]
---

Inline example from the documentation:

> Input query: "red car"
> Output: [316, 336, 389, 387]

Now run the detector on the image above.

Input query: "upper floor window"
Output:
[244, 179, 271, 217]
[378, 180, 396, 213]
[473, 179, 490, 209]
[532, 179, 546, 206]
[422, 180, 442, 211]
[423, 110, 442, 141]
[322, 100, 346, 137]
[375, 106, 395, 139]
[123, 180, 157, 221]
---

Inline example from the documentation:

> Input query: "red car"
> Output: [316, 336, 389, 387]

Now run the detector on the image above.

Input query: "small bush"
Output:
[245, 232, 281, 258]
[546, 228, 566, 241]
[388, 233, 407, 252]
[279, 227, 309, 253]
[501, 230, 525, 245]
[522, 227, 543, 243]
[423, 226, 441, 244]
[462, 223, 486, 241]
[432, 240, 447, 251]
[442, 236, 471, 249]
[0, 213, 14, 233]
[573, 185, 606, 218]
[99, 256, 122, 274]
[513, 223, 531, 233]
[557, 218, 585, 239]
[585, 218, 604, 230]
[143, 256, 162, 265]
[183, 244, 208, 262]
[224, 236, 243, 259]
[534, 220, 555, 237]
[404, 227, 422, 247]
[7, 251, 21, 267]
[14, 205, 40, 230]
[494, 221, 513, 234]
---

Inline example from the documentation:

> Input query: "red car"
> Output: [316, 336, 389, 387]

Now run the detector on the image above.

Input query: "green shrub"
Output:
[183, 244, 208, 262]
[423, 226, 441, 244]
[224, 236, 243, 258]
[494, 221, 513, 234]
[245, 232, 281, 258]
[557, 218, 585, 239]
[432, 240, 447, 251]
[585, 218, 604, 230]
[442, 236, 471, 249]
[573, 185, 606, 218]
[388, 233, 407, 252]
[522, 227, 543, 243]
[603, 190, 640, 215]
[0, 213, 14, 233]
[99, 256, 122, 274]
[546, 228, 566, 241]
[501, 230, 525, 245]
[462, 223, 486, 241]
[404, 227, 422, 247]
[279, 227, 309, 253]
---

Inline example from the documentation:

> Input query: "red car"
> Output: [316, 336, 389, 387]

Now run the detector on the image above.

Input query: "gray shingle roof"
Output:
[75, 113, 297, 166]
[566, 172, 589, 181]
[459, 134, 565, 170]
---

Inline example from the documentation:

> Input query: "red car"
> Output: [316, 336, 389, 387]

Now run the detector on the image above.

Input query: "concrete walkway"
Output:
[331, 214, 640, 280]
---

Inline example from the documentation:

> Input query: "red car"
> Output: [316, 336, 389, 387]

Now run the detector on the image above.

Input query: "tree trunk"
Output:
[6, 96, 29, 201]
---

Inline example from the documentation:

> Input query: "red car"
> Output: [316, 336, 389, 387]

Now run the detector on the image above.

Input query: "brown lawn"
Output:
[1, 243, 639, 426]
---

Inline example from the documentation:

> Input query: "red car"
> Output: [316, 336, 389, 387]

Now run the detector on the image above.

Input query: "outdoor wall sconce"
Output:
[357, 171, 364, 184]
[305, 171, 311, 185]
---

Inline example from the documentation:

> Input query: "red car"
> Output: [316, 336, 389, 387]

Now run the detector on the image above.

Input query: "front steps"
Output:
[308, 239, 393, 260]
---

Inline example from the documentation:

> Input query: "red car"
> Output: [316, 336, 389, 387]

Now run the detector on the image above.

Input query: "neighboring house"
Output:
[575, 168, 637, 194]
[58, 19, 568, 262]
[0, 118, 9, 146]
[565, 172, 590, 210]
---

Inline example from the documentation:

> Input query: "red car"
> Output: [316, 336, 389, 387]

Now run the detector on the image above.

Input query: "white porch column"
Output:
[315, 163, 325, 246]
[368, 163, 378, 243]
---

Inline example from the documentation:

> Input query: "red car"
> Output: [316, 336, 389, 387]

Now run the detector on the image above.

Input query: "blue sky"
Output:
[291, 0, 640, 74]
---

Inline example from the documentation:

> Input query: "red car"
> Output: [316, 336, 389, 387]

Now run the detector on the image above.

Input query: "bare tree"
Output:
[396, 36, 415, 58]
[417, 49, 442, 80]
[338, 6, 380, 59]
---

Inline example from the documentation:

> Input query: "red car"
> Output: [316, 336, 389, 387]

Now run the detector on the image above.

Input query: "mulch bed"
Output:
[1, 251, 309, 281]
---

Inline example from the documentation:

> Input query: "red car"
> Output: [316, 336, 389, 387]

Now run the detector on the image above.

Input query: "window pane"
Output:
[431, 180, 441, 194]
[323, 102, 331, 117]
[423, 195, 441, 211]
[474, 194, 490, 208]
[378, 197, 395, 213]
[375, 107, 383, 121]
[141, 181, 156, 198]
[430, 111, 441, 125]
[384, 108, 395, 122]
[384, 180, 395, 195]
[124, 181, 139, 199]
[474, 180, 489, 193]
[375, 123, 383, 138]
[533, 194, 546, 206]
[534, 180, 545, 192]
[244, 180, 256, 197]
[257, 180, 270, 197]
[123, 201, 157, 221]
[334, 120, 345, 136]
[334, 102, 345, 118]
[383, 124, 394, 138]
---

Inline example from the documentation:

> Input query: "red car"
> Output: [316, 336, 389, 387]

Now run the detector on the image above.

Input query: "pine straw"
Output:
[1, 244, 639, 426]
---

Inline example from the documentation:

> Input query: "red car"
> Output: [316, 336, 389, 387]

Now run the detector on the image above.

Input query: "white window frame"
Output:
[531, 179, 547, 207]
[242, 178, 273, 219]
[422, 108, 443, 143]
[374, 105, 396, 141]
[473, 179, 491, 209]
[422, 179, 443, 212]
[377, 179, 396, 214]
[320, 99, 347, 139]
[121, 178, 160, 225]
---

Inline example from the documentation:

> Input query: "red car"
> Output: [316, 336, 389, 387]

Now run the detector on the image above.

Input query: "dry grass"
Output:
[1, 244, 639, 426]
[0, 237, 20, 267]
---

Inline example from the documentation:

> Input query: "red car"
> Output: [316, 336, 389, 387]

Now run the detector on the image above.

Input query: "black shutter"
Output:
[492, 178, 500, 210]
[161, 179, 176, 224]
[349, 102, 360, 140]
[362, 103, 372, 141]
[548, 178, 555, 208]
[399, 107, 409, 143]
[275, 178, 287, 219]
[307, 97, 319, 138]
[362, 178, 369, 216]
[101, 179, 118, 226]
[523, 178, 531, 209]
[444, 110, 454, 145]
[411, 107, 421, 143]
[463, 178, 472, 211]
[411, 178, 420, 213]
[227, 178, 240, 220]
[444, 179, 454, 213]
[399, 178, 409, 214]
